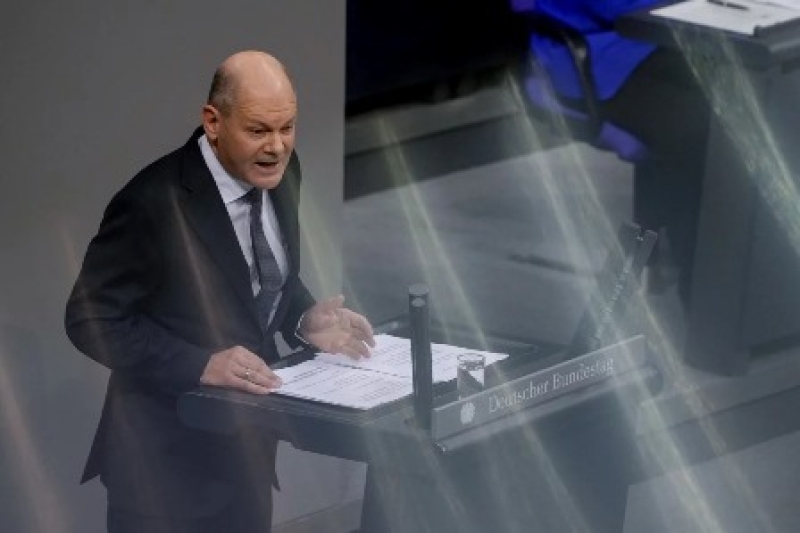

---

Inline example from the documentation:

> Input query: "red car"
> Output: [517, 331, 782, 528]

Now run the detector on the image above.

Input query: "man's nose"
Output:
[261, 132, 282, 153]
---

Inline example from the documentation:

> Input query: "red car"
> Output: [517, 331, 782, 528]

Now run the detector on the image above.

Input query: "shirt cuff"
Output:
[294, 311, 314, 348]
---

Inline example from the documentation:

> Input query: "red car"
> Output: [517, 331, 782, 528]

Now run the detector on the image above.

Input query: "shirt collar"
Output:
[198, 134, 252, 203]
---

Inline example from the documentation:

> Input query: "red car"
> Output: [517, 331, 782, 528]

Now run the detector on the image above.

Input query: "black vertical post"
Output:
[409, 283, 433, 431]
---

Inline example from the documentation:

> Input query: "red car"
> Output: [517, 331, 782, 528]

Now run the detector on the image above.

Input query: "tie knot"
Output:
[244, 187, 262, 208]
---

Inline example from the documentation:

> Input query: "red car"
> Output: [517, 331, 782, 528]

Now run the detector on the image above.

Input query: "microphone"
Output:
[408, 283, 433, 431]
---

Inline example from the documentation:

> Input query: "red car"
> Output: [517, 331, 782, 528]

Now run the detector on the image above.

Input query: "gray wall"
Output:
[0, 2, 356, 531]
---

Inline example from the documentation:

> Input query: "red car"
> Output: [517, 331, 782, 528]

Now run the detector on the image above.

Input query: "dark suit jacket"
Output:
[65, 128, 315, 518]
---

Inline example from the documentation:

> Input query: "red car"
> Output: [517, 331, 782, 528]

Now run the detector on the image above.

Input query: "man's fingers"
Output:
[339, 310, 375, 348]
[349, 314, 375, 346]
[237, 361, 281, 388]
[337, 309, 366, 333]
[351, 339, 372, 358]
[317, 294, 345, 314]
[235, 375, 272, 395]
[332, 336, 372, 360]
[303, 296, 345, 332]
[202, 346, 281, 395]
[234, 370, 281, 394]
[227, 348, 281, 392]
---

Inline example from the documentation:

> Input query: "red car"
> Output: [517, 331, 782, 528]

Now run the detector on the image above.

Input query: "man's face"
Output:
[203, 87, 297, 190]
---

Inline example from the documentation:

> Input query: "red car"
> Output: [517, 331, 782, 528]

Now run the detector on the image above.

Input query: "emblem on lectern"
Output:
[460, 402, 476, 425]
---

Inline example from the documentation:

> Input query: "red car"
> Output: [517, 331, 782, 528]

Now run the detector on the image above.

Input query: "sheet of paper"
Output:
[273, 334, 509, 409]
[653, 0, 800, 35]
[316, 334, 509, 383]
[273, 360, 411, 409]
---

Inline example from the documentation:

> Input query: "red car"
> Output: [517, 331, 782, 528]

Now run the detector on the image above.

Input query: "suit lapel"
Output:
[268, 171, 301, 276]
[177, 132, 260, 330]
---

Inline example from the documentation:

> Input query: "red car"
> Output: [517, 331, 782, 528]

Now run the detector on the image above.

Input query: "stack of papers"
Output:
[653, 0, 800, 35]
[272, 334, 508, 409]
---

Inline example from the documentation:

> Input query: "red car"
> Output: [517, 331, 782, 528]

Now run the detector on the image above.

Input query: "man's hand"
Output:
[300, 295, 376, 359]
[199, 345, 282, 395]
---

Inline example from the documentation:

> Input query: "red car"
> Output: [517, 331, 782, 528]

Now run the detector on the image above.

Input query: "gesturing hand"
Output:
[300, 295, 376, 359]
[199, 345, 282, 395]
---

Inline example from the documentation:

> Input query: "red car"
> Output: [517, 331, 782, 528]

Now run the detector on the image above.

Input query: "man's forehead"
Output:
[234, 98, 297, 122]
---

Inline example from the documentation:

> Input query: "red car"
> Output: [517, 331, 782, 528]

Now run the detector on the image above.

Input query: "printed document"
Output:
[272, 334, 508, 409]
[273, 360, 412, 409]
[653, 0, 800, 35]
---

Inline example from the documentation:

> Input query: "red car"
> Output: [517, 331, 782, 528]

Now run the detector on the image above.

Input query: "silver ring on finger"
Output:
[244, 368, 253, 381]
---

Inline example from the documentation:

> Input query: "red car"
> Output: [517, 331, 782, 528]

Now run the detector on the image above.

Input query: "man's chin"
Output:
[247, 168, 284, 189]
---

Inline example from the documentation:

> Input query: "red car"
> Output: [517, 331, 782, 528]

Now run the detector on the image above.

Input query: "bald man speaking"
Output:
[66, 51, 375, 533]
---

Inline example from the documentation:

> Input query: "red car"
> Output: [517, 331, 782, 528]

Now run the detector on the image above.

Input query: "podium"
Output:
[617, 7, 800, 375]
[178, 335, 661, 532]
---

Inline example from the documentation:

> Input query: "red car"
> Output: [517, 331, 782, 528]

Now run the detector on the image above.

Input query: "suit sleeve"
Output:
[279, 280, 316, 350]
[65, 188, 211, 395]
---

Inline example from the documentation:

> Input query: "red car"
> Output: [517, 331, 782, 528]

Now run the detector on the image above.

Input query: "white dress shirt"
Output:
[199, 134, 288, 324]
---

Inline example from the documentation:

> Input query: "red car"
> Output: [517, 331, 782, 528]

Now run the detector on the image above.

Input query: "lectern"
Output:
[179, 336, 661, 532]
[179, 227, 665, 531]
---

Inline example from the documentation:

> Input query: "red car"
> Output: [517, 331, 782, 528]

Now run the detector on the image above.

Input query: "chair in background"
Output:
[508, 1, 648, 163]
[507, 2, 677, 291]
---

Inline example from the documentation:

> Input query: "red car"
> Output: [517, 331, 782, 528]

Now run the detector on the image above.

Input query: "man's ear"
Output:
[202, 104, 220, 141]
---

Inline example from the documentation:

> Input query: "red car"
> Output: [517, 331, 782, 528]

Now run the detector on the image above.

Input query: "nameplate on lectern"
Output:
[431, 335, 652, 441]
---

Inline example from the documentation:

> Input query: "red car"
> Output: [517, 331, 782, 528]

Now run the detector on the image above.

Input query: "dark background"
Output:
[346, 0, 528, 116]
